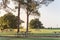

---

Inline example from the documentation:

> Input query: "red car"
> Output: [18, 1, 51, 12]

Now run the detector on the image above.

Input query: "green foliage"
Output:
[0, 12, 21, 29]
[30, 18, 44, 29]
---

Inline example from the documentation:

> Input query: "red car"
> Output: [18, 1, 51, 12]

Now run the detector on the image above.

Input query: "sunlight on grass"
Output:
[0, 29, 60, 36]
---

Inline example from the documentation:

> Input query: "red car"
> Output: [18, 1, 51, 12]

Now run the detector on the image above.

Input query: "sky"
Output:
[0, 0, 60, 28]
[39, 0, 60, 28]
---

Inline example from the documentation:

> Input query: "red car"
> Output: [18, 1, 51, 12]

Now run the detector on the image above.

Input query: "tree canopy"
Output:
[0, 12, 23, 29]
[30, 18, 44, 29]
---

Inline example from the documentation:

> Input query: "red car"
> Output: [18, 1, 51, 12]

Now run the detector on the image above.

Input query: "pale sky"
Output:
[0, 0, 60, 28]
[39, 0, 60, 28]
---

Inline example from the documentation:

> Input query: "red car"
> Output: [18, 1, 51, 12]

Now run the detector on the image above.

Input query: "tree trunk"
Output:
[17, 1, 20, 33]
[26, 9, 29, 33]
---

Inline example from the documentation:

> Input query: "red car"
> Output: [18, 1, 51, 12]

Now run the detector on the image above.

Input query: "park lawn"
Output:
[0, 37, 60, 40]
[0, 29, 60, 40]
[0, 31, 16, 36]
[0, 29, 60, 36]
[29, 29, 60, 36]
[29, 29, 60, 33]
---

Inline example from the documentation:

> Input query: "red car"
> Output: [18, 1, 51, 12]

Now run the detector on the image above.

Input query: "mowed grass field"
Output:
[0, 37, 60, 40]
[0, 29, 60, 36]
[0, 29, 60, 40]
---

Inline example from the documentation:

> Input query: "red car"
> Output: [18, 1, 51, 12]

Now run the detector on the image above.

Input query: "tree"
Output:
[30, 18, 44, 29]
[0, 0, 54, 33]
[17, 0, 21, 33]
[25, 0, 40, 33]
[0, 0, 21, 33]
[25, 0, 54, 33]
[0, 12, 22, 29]
[0, 17, 5, 29]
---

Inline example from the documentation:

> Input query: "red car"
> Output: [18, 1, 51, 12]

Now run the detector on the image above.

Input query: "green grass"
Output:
[0, 29, 60, 36]
[0, 37, 60, 40]
[30, 33, 60, 36]
[0, 31, 60, 36]
[0, 29, 60, 40]
[0, 32, 16, 36]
